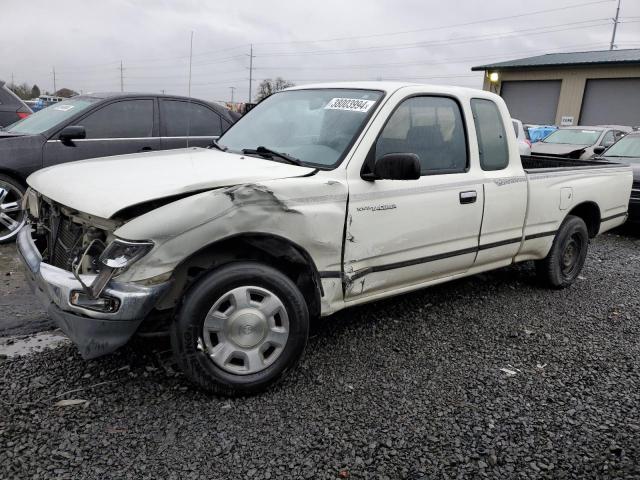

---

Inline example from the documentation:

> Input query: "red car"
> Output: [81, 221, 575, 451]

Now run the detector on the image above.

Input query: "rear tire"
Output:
[171, 261, 309, 396]
[0, 174, 27, 244]
[535, 215, 589, 289]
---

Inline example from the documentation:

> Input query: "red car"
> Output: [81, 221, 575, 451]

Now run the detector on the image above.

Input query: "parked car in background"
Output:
[0, 80, 32, 127]
[18, 82, 632, 395]
[0, 92, 238, 243]
[33, 95, 64, 112]
[512, 118, 531, 155]
[531, 125, 631, 159]
[524, 124, 557, 143]
[593, 132, 640, 225]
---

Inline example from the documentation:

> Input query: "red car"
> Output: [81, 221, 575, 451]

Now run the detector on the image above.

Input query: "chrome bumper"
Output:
[17, 227, 171, 358]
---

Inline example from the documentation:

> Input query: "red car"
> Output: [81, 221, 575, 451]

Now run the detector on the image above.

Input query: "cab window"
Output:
[471, 98, 509, 171]
[375, 96, 468, 175]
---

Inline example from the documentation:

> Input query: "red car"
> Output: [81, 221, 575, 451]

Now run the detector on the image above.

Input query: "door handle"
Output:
[459, 190, 477, 204]
[139, 146, 153, 152]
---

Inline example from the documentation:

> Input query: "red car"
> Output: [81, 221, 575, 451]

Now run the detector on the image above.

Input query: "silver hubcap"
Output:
[0, 182, 26, 242]
[201, 286, 289, 375]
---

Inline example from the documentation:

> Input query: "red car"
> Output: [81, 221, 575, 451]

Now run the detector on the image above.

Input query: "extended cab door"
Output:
[470, 97, 528, 268]
[43, 98, 160, 167]
[343, 94, 484, 300]
[159, 99, 224, 149]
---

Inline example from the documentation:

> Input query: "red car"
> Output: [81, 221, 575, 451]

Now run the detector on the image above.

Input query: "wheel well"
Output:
[0, 169, 27, 189]
[166, 233, 323, 319]
[567, 202, 600, 237]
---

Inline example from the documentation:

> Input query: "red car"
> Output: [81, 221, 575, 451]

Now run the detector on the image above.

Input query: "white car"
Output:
[19, 82, 633, 396]
[512, 118, 531, 156]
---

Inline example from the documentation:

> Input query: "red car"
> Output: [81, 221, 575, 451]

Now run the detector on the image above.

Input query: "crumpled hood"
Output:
[531, 142, 588, 157]
[27, 147, 315, 218]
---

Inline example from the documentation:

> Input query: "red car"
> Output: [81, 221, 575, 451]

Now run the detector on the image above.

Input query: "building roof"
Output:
[471, 48, 640, 71]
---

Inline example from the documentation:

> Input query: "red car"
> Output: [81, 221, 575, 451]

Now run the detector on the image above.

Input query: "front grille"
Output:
[50, 215, 84, 271]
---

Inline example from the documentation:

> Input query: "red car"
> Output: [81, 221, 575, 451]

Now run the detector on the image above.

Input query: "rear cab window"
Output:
[471, 98, 509, 171]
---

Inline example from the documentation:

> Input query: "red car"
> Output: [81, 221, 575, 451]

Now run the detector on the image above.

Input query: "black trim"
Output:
[524, 230, 557, 241]
[601, 212, 627, 222]
[319, 271, 341, 278]
[347, 230, 559, 281]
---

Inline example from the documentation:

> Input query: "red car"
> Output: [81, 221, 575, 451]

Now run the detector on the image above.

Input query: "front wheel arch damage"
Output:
[154, 234, 323, 322]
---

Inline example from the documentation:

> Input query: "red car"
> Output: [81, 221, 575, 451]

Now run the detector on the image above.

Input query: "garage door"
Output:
[499, 80, 561, 125]
[580, 78, 640, 126]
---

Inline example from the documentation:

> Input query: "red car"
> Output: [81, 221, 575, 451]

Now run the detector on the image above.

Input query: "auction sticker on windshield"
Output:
[325, 98, 375, 113]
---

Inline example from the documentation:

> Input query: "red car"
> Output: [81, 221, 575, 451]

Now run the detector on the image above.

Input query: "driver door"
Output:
[344, 95, 484, 300]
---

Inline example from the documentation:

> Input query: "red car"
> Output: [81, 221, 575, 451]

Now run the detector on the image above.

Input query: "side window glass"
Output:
[375, 96, 468, 175]
[79, 100, 154, 139]
[471, 98, 509, 171]
[161, 100, 222, 137]
[601, 130, 615, 147]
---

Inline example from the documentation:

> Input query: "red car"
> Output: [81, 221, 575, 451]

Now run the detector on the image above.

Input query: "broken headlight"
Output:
[99, 238, 154, 270]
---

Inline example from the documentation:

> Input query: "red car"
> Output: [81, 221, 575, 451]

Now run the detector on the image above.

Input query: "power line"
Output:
[257, 18, 612, 57]
[252, 0, 616, 46]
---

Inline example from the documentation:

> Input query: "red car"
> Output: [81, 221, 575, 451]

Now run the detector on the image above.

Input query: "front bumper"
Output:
[17, 227, 171, 359]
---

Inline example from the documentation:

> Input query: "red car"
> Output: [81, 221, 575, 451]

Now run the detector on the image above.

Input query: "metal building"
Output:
[472, 49, 640, 126]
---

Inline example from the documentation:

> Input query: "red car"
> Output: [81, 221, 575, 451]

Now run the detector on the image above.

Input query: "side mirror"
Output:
[59, 125, 86, 144]
[593, 146, 606, 155]
[365, 153, 421, 181]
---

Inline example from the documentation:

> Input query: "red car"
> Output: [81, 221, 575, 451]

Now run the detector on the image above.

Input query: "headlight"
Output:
[99, 238, 154, 269]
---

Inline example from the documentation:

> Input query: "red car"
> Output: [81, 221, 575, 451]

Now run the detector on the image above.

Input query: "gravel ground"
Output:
[1, 231, 639, 479]
[0, 244, 54, 336]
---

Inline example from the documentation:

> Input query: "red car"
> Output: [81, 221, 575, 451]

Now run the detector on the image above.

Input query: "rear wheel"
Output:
[171, 261, 309, 396]
[0, 174, 26, 244]
[535, 215, 589, 289]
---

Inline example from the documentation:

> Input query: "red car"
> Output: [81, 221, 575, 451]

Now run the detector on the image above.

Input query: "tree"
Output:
[54, 88, 79, 98]
[8, 82, 31, 100]
[31, 84, 41, 99]
[255, 77, 295, 102]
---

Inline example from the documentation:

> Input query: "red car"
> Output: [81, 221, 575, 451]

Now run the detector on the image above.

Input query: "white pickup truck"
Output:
[18, 82, 633, 396]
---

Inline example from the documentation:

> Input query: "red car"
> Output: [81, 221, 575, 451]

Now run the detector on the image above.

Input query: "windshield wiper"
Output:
[208, 138, 227, 151]
[242, 146, 303, 166]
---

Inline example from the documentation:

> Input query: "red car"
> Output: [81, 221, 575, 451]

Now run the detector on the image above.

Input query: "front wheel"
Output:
[0, 174, 27, 244]
[171, 261, 309, 396]
[535, 215, 589, 289]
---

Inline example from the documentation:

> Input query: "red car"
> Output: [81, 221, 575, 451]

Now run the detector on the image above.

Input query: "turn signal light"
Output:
[70, 291, 120, 313]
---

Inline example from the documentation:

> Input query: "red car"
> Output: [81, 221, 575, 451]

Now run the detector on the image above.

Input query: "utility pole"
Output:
[10, 73, 14, 86]
[120, 60, 124, 92]
[610, 0, 621, 50]
[188, 31, 194, 98]
[248, 44, 254, 103]
[52, 67, 56, 94]
[229, 86, 236, 103]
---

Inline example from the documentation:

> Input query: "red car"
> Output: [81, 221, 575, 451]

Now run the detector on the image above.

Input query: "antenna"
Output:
[248, 44, 254, 103]
[186, 30, 194, 148]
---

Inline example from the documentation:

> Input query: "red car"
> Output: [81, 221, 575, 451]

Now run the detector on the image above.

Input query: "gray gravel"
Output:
[1, 231, 640, 479]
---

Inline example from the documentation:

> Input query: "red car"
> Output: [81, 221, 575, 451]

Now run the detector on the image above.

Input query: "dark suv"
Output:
[0, 80, 32, 128]
[0, 92, 238, 242]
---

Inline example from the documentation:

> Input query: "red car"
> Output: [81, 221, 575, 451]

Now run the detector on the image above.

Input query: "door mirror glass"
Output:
[593, 145, 606, 155]
[59, 125, 86, 143]
[370, 153, 421, 180]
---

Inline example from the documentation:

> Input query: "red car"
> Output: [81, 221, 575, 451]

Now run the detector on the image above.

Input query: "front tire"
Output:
[171, 261, 309, 396]
[0, 174, 27, 244]
[535, 215, 589, 289]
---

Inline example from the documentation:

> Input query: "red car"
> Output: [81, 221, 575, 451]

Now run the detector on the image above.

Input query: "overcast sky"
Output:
[2, 0, 639, 103]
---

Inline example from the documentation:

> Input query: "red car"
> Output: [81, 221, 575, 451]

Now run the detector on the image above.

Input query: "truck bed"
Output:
[521, 155, 623, 172]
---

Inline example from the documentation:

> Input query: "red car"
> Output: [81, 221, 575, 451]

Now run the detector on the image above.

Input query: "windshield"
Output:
[219, 88, 384, 168]
[6, 97, 99, 135]
[604, 135, 640, 162]
[542, 128, 601, 146]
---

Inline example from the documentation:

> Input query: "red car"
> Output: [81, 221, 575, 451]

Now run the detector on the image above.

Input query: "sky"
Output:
[1, 0, 640, 103]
